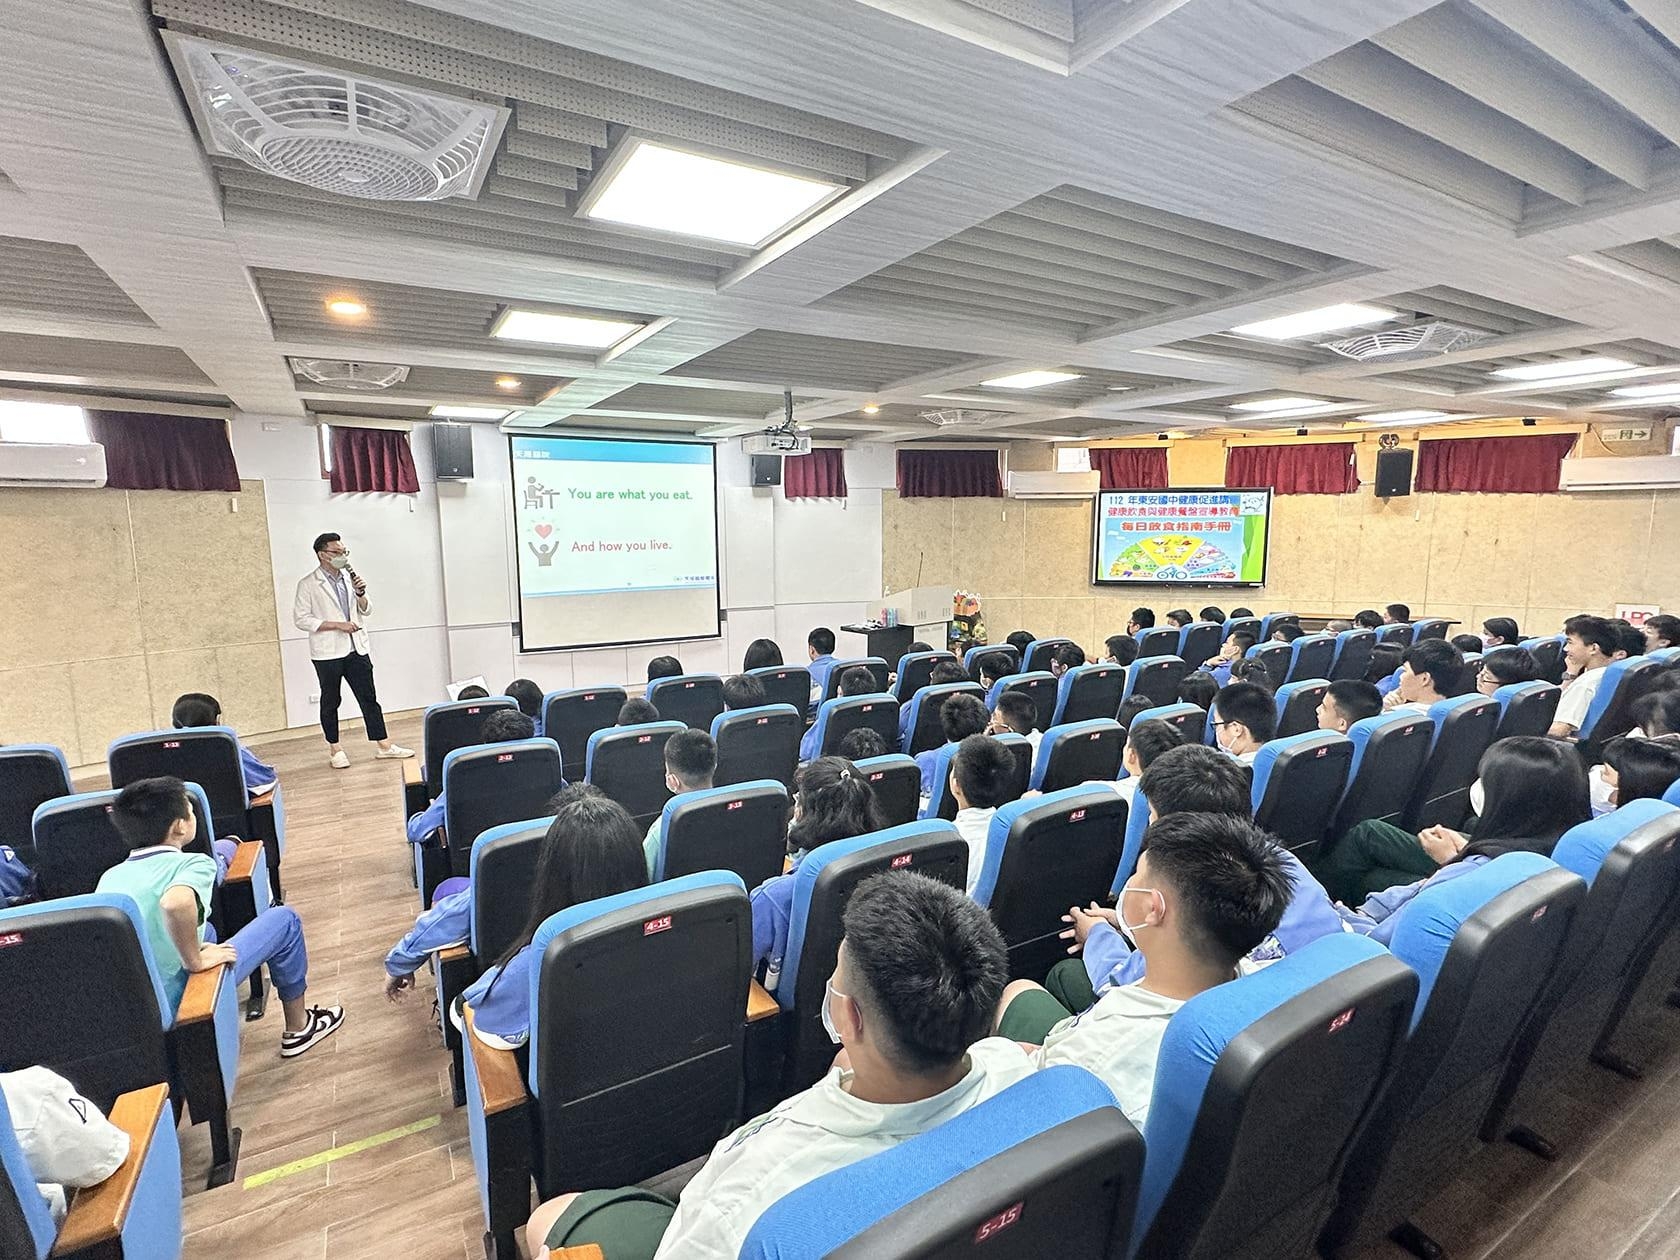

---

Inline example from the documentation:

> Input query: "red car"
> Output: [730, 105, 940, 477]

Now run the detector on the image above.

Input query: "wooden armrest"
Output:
[225, 839, 263, 882]
[52, 1084, 170, 1257]
[552, 1248, 606, 1260]
[438, 944, 471, 964]
[747, 980, 779, 1023]
[247, 789, 276, 809]
[463, 1007, 527, 1117]
[176, 963, 230, 1026]
[402, 759, 424, 786]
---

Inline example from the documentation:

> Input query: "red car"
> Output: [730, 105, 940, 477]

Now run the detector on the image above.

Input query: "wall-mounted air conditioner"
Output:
[1558, 455, 1680, 492]
[0, 442, 107, 488]
[1006, 469, 1100, 499]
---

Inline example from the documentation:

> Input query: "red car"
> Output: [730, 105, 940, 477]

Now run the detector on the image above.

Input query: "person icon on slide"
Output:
[527, 538, 559, 567]
[524, 476, 558, 509]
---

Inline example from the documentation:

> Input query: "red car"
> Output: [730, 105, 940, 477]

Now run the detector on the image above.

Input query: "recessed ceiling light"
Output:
[1229, 396, 1333, 413]
[861, 402, 880, 415]
[1230, 303, 1398, 341]
[325, 296, 367, 319]
[1491, 356, 1634, 381]
[1610, 379, 1680, 397]
[494, 375, 522, 391]
[578, 137, 844, 247]
[1355, 410, 1452, 424]
[981, 370, 1083, 390]
[430, 405, 511, 420]
[490, 308, 647, 349]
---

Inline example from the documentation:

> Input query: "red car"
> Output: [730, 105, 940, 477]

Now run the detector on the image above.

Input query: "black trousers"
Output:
[311, 650, 388, 743]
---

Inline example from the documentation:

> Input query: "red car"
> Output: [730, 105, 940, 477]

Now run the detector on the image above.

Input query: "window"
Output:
[0, 401, 90, 444]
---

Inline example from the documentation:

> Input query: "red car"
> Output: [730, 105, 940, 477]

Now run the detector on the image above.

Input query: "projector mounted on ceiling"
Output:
[289, 358, 411, 390]
[162, 32, 508, 202]
[1319, 321, 1495, 363]
[919, 408, 992, 427]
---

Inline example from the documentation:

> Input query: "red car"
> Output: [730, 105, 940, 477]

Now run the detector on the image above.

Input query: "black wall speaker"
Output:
[751, 454, 783, 487]
[1374, 448, 1413, 499]
[432, 422, 474, 480]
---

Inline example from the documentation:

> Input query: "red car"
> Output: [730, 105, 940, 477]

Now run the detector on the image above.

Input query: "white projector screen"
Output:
[510, 434, 721, 651]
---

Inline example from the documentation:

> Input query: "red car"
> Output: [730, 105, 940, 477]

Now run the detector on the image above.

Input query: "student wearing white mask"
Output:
[1594, 737, 1680, 816]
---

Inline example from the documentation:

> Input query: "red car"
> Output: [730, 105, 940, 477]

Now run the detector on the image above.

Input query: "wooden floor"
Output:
[122, 718, 1680, 1260]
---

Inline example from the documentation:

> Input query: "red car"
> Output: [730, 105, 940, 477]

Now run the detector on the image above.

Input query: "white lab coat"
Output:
[292, 566, 373, 660]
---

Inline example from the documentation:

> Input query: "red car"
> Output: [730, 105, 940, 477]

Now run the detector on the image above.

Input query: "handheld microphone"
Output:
[346, 563, 366, 596]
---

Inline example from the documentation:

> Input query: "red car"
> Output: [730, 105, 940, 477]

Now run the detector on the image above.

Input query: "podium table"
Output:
[840, 623, 914, 664]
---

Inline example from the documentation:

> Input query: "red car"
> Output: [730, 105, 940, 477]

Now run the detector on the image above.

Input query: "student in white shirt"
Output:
[1382, 640, 1462, 716]
[525, 871, 1034, 1260]
[642, 729, 716, 877]
[1550, 615, 1620, 739]
[986, 691, 1042, 755]
[1317, 680, 1382, 734]
[1211, 681, 1274, 766]
[944, 734, 1015, 895]
[1096, 718, 1185, 806]
[994, 811, 1289, 1128]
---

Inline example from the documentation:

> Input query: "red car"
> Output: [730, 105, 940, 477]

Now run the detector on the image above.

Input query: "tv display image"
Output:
[1091, 487, 1273, 587]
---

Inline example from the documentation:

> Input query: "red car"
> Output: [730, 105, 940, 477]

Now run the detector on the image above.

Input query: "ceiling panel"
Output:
[289, 361, 566, 404]
[1375, 338, 1680, 391]
[667, 331, 977, 392]
[587, 383, 812, 417]
[0, 331, 213, 385]
[938, 364, 1192, 406]
[0, 237, 154, 325]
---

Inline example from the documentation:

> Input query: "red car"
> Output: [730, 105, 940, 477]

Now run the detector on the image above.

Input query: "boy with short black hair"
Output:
[456, 685, 490, 701]
[1128, 607, 1155, 633]
[525, 871, 1031, 1259]
[1103, 635, 1140, 667]
[976, 651, 1014, 691]
[1199, 605, 1225, 625]
[1102, 717, 1185, 805]
[1354, 609, 1383, 630]
[836, 728, 890, 761]
[1005, 630, 1036, 659]
[98, 777, 341, 1056]
[947, 734, 1016, 895]
[721, 673, 767, 711]
[917, 693, 989, 799]
[646, 656, 684, 682]
[617, 697, 661, 726]
[928, 660, 968, 686]
[171, 692, 277, 799]
[1165, 609, 1193, 629]
[1212, 681, 1275, 763]
[1645, 614, 1680, 651]
[806, 628, 838, 712]
[1048, 643, 1086, 678]
[642, 729, 717, 876]
[1385, 639, 1463, 715]
[1385, 603, 1411, 625]
[1551, 614, 1621, 738]
[801, 667, 881, 761]
[1318, 680, 1382, 734]
[406, 709, 537, 844]
[986, 691, 1041, 754]
[1205, 631, 1256, 684]
[503, 678, 544, 735]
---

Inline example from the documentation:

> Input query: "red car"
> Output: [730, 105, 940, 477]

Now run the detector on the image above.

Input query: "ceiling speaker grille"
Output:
[290, 357, 411, 389]
[1319, 321, 1495, 362]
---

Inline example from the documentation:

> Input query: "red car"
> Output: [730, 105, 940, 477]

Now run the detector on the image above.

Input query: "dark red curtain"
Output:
[784, 447, 848, 498]
[896, 449, 1002, 498]
[87, 411, 241, 491]
[1415, 434, 1577, 493]
[1225, 442, 1358, 494]
[1090, 447, 1169, 490]
[330, 425, 420, 494]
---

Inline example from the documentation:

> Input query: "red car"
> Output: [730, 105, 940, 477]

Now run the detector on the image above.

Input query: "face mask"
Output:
[328, 552, 352, 571]
[821, 978, 848, 1045]
[1589, 764, 1617, 817]
[1483, 634, 1498, 647]
[1469, 777, 1485, 818]
[1116, 887, 1160, 949]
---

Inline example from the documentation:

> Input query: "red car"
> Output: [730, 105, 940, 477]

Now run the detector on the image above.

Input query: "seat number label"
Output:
[891, 853, 913, 868]
[0, 933, 21, 948]
[1328, 1008, 1354, 1034]
[975, 1202, 1023, 1243]
[643, 915, 673, 936]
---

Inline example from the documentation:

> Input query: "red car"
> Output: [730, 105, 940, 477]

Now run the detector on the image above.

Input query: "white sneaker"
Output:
[375, 744, 415, 760]
[280, 1005, 344, 1058]
[329, 750, 351, 769]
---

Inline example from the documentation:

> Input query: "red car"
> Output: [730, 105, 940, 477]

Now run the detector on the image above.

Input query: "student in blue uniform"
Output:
[916, 693, 990, 799]
[642, 729, 717, 876]
[900, 659, 969, 746]
[405, 710, 537, 845]
[804, 628, 838, 713]
[800, 666, 879, 762]
[503, 678, 544, 736]
[171, 692, 278, 799]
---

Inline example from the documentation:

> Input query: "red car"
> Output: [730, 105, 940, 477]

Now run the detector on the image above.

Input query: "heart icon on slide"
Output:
[535, 524, 553, 538]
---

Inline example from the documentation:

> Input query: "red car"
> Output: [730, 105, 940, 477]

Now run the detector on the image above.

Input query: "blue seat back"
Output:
[441, 738, 566, 877]
[1577, 656, 1663, 754]
[1251, 731, 1352, 858]
[0, 745, 70, 861]
[1648, 645, 1680, 665]
[964, 643, 1019, 681]
[526, 873, 750, 1194]
[1245, 641, 1293, 689]
[1285, 635, 1337, 685]
[977, 789, 1128, 980]
[740, 1067, 1144, 1260]
[778, 824, 969, 1091]
[1411, 617, 1452, 641]
[1274, 679, 1328, 739]
[1666, 778, 1680, 807]
[1377, 622, 1414, 649]
[903, 683, 986, 756]
[1258, 612, 1299, 640]
[542, 687, 625, 781]
[1179, 621, 1224, 671]
[645, 673, 725, 732]
[108, 726, 248, 842]
[585, 721, 686, 827]
[0, 1084, 55, 1260]
[1135, 934, 1417, 1258]
[1520, 635, 1567, 685]
[746, 665, 812, 716]
[854, 754, 922, 827]
[1030, 720, 1125, 793]
[1330, 713, 1435, 836]
[1329, 629, 1376, 682]
[1126, 702, 1204, 745]
[1051, 663, 1128, 726]
[892, 651, 957, 702]
[1223, 616, 1262, 642]
[711, 704, 801, 788]
[823, 657, 891, 704]
[1134, 627, 1180, 660]
[468, 818, 550, 960]
[32, 784, 216, 902]
[1493, 681, 1561, 741]
[1112, 788, 1151, 895]
[657, 780, 789, 888]
[1401, 695, 1500, 833]
[811, 694, 901, 758]
[924, 735, 1030, 822]
[984, 672, 1057, 731]
[1121, 656, 1189, 709]
[1023, 637, 1075, 674]
[423, 698, 517, 792]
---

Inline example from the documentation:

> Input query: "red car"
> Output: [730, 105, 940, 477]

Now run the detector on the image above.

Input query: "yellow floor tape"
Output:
[241, 1113, 442, 1189]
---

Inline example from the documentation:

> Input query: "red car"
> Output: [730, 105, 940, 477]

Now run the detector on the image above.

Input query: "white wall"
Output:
[231, 415, 889, 729]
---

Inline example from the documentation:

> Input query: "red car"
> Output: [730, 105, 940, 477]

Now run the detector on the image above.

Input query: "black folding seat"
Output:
[542, 686, 625, 783]
[711, 704, 801, 788]
[854, 754, 921, 826]
[0, 744, 70, 864]
[1329, 629, 1376, 682]
[655, 780, 790, 888]
[745, 665, 811, 715]
[808, 694, 901, 758]
[1122, 656, 1189, 709]
[1328, 713, 1435, 839]
[1250, 731, 1353, 860]
[1029, 720, 1125, 794]
[585, 721, 686, 827]
[1400, 695, 1500, 832]
[1050, 663, 1127, 725]
[645, 673, 726, 731]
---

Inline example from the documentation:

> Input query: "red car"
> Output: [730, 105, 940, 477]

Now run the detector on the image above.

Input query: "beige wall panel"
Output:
[215, 642, 289, 735]
[1021, 500, 1093, 595]
[1526, 492, 1652, 611]
[1007, 443, 1054, 473]
[0, 664, 79, 760]
[1641, 492, 1680, 611]
[881, 491, 952, 595]
[1264, 495, 1345, 608]
[1419, 604, 1476, 635]
[1524, 607, 1589, 638]
[143, 646, 222, 732]
[979, 597, 1024, 644]
[69, 654, 153, 767]
[1168, 440, 1226, 486]
[1422, 494, 1537, 608]
[128, 481, 278, 653]
[1020, 597, 1097, 654]
[949, 497, 1023, 598]
[0, 487, 143, 670]
[1338, 495, 1437, 611]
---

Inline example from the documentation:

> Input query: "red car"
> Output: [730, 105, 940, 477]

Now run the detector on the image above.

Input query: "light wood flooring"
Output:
[85, 717, 1680, 1260]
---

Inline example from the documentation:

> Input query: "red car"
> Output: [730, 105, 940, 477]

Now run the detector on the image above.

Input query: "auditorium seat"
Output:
[984, 671, 1058, 730]
[1493, 681, 1561, 741]
[1251, 731, 1352, 858]
[1321, 853, 1584, 1260]
[431, 737, 565, 894]
[1520, 635, 1567, 685]
[1484, 801, 1680, 1159]
[902, 682, 987, 756]
[822, 657, 891, 704]
[922, 735, 1031, 822]
[739, 1066, 1143, 1260]
[1411, 617, 1452, 641]
[654, 780, 789, 888]
[808, 693, 901, 759]
[711, 704, 801, 788]
[1029, 720, 1125, 793]
[1274, 679, 1329, 738]
[767, 822, 968, 1096]
[0, 894, 245, 1189]
[1401, 695, 1500, 833]
[1050, 662, 1127, 726]
[420, 698, 517, 801]
[964, 643, 1019, 681]
[1259, 611, 1299, 639]
[1134, 626, 1180, 660]
[108, 726, 287, 901]
[1223, 615, 1262, 642]
[1132, 933, 1416, 1260]
[1111, 788, 1151, 895]
[463, 873, 751, 1259]
[542, 686, 625, 783]
[1329, 713, 1436, 839]
[1022, 636, 1075, 674]
[1121, 656, 1190, 709]
[892, 650, 956, 702]
[645, 672, 725, 731]
[0, 743, 70, 864]
[974, 788, 1127, 980]
[1666, 778, 1680, 807]
[1649, 645, 1680, 666]
[745, 665, 811, 715]
[1245, 641, 1293, 689]
[1126, 701, 1207, 745]
[854, 754, 921, 826]
[1330, 628, 1377, 683]
[1575, 656, 1663, 759]
[1179, 620, 1224, 671]
[1284, 633, 1336, 685]
[585, 721, 686, 827]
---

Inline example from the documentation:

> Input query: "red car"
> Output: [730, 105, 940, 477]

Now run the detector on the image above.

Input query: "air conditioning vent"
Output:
[289, 358, 411, 390]
[919, 408, 993, 428]
[1006, 469, 1099, 500]
[1319, 321, 1495, 362]
[162, 33, 507, 202]
[0, 442, 107, 488]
